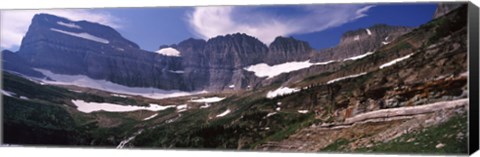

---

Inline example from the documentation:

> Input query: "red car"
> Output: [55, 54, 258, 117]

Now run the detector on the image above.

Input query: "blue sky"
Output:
[112, 3, 437, 50]
[1, 3, 438, 51]
[293, 3, 437, 49]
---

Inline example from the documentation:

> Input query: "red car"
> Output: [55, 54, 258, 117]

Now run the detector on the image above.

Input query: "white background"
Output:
[0, 0, 479, 157]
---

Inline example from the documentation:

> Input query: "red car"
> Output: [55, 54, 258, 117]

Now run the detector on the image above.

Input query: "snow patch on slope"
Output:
[19, 96, 29, 100]
[244, 60, 335, 79]
[176, 104, 188, 112]
[343, 51, 374, 61]
[379, 53, 414, 69]
[266, 112, 277, 117]
[298, 110, 309, 114]
[57, 21, 81, 29]
[168, 70, 184, 74]
[216, 109, 231, 117]
[155, 47, 181, 57]
[200, 103, 211, 109]
[111, 94, 128, 98]
[267, 87, 300, 99]
[354, 35, 360, 41]
[143, 113, 159, 121]
[189, 97, 225, 103]
[366, 28, 372, 35]
[1, 90, 16, 97]
[35, 69, 206, 99]
[50, 28, 109, 44]
[327, 72, 368, 84]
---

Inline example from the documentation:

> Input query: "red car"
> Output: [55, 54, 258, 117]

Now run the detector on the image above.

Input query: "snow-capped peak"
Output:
[155, 47, 181, 57]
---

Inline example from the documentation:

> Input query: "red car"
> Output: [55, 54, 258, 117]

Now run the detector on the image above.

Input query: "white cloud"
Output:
[0, 9, 121, 50]
[187, 5, 374, 45]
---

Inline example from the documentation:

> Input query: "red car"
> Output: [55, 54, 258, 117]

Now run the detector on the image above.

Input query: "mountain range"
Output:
[3, 12, 415, 92]
[1, 3, 471, 154]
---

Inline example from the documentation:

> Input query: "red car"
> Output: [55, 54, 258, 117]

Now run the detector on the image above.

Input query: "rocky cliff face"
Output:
[2, 50, 45, 78]
[265, 36, 314, 65]
[17, 14, 187, 90]
[313, 24, 412, 61]
[257, 5, 468, 151]
[13, 14, 314, 91]
[10, 13, 420, 92]
[433, 3, 464, 19]
[175, 34, 313, 90]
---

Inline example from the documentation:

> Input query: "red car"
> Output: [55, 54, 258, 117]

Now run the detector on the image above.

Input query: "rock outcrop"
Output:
[2, 50, 45, 78]
[433, 3, 464, 19]
[16, 14, 187, 90]
[313, 24, 412, 61]
[265, 36, 314, 65]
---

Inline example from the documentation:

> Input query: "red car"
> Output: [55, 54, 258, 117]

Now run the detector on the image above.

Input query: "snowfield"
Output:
[189, 97, 225, 103]
[50, 28, 109, 44]
[34, 69, 206, 99]
[327, 72, 368, 84]
[71, 100, 175, 113]
[244, 60, 335, 79]
[155, 47, 181, 57]
[343, 51, 374, 61]
[57, 21, 81, 29]
[216, 109, 231, 117]
[379, 53, 414, 69]
[267, 87, 300, 99]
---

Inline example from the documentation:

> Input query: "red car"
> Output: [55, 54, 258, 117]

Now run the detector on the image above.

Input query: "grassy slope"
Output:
[2, 72, 165, 146]
[3, 96, 91, 145]
[132, 94, 317, 149]
[320, 113, 468, 154]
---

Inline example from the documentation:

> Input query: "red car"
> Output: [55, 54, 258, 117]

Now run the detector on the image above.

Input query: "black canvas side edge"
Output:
[468, 1, 479, 155]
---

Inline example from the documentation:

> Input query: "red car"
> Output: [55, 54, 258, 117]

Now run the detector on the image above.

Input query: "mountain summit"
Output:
[9, 14, 415, 92]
